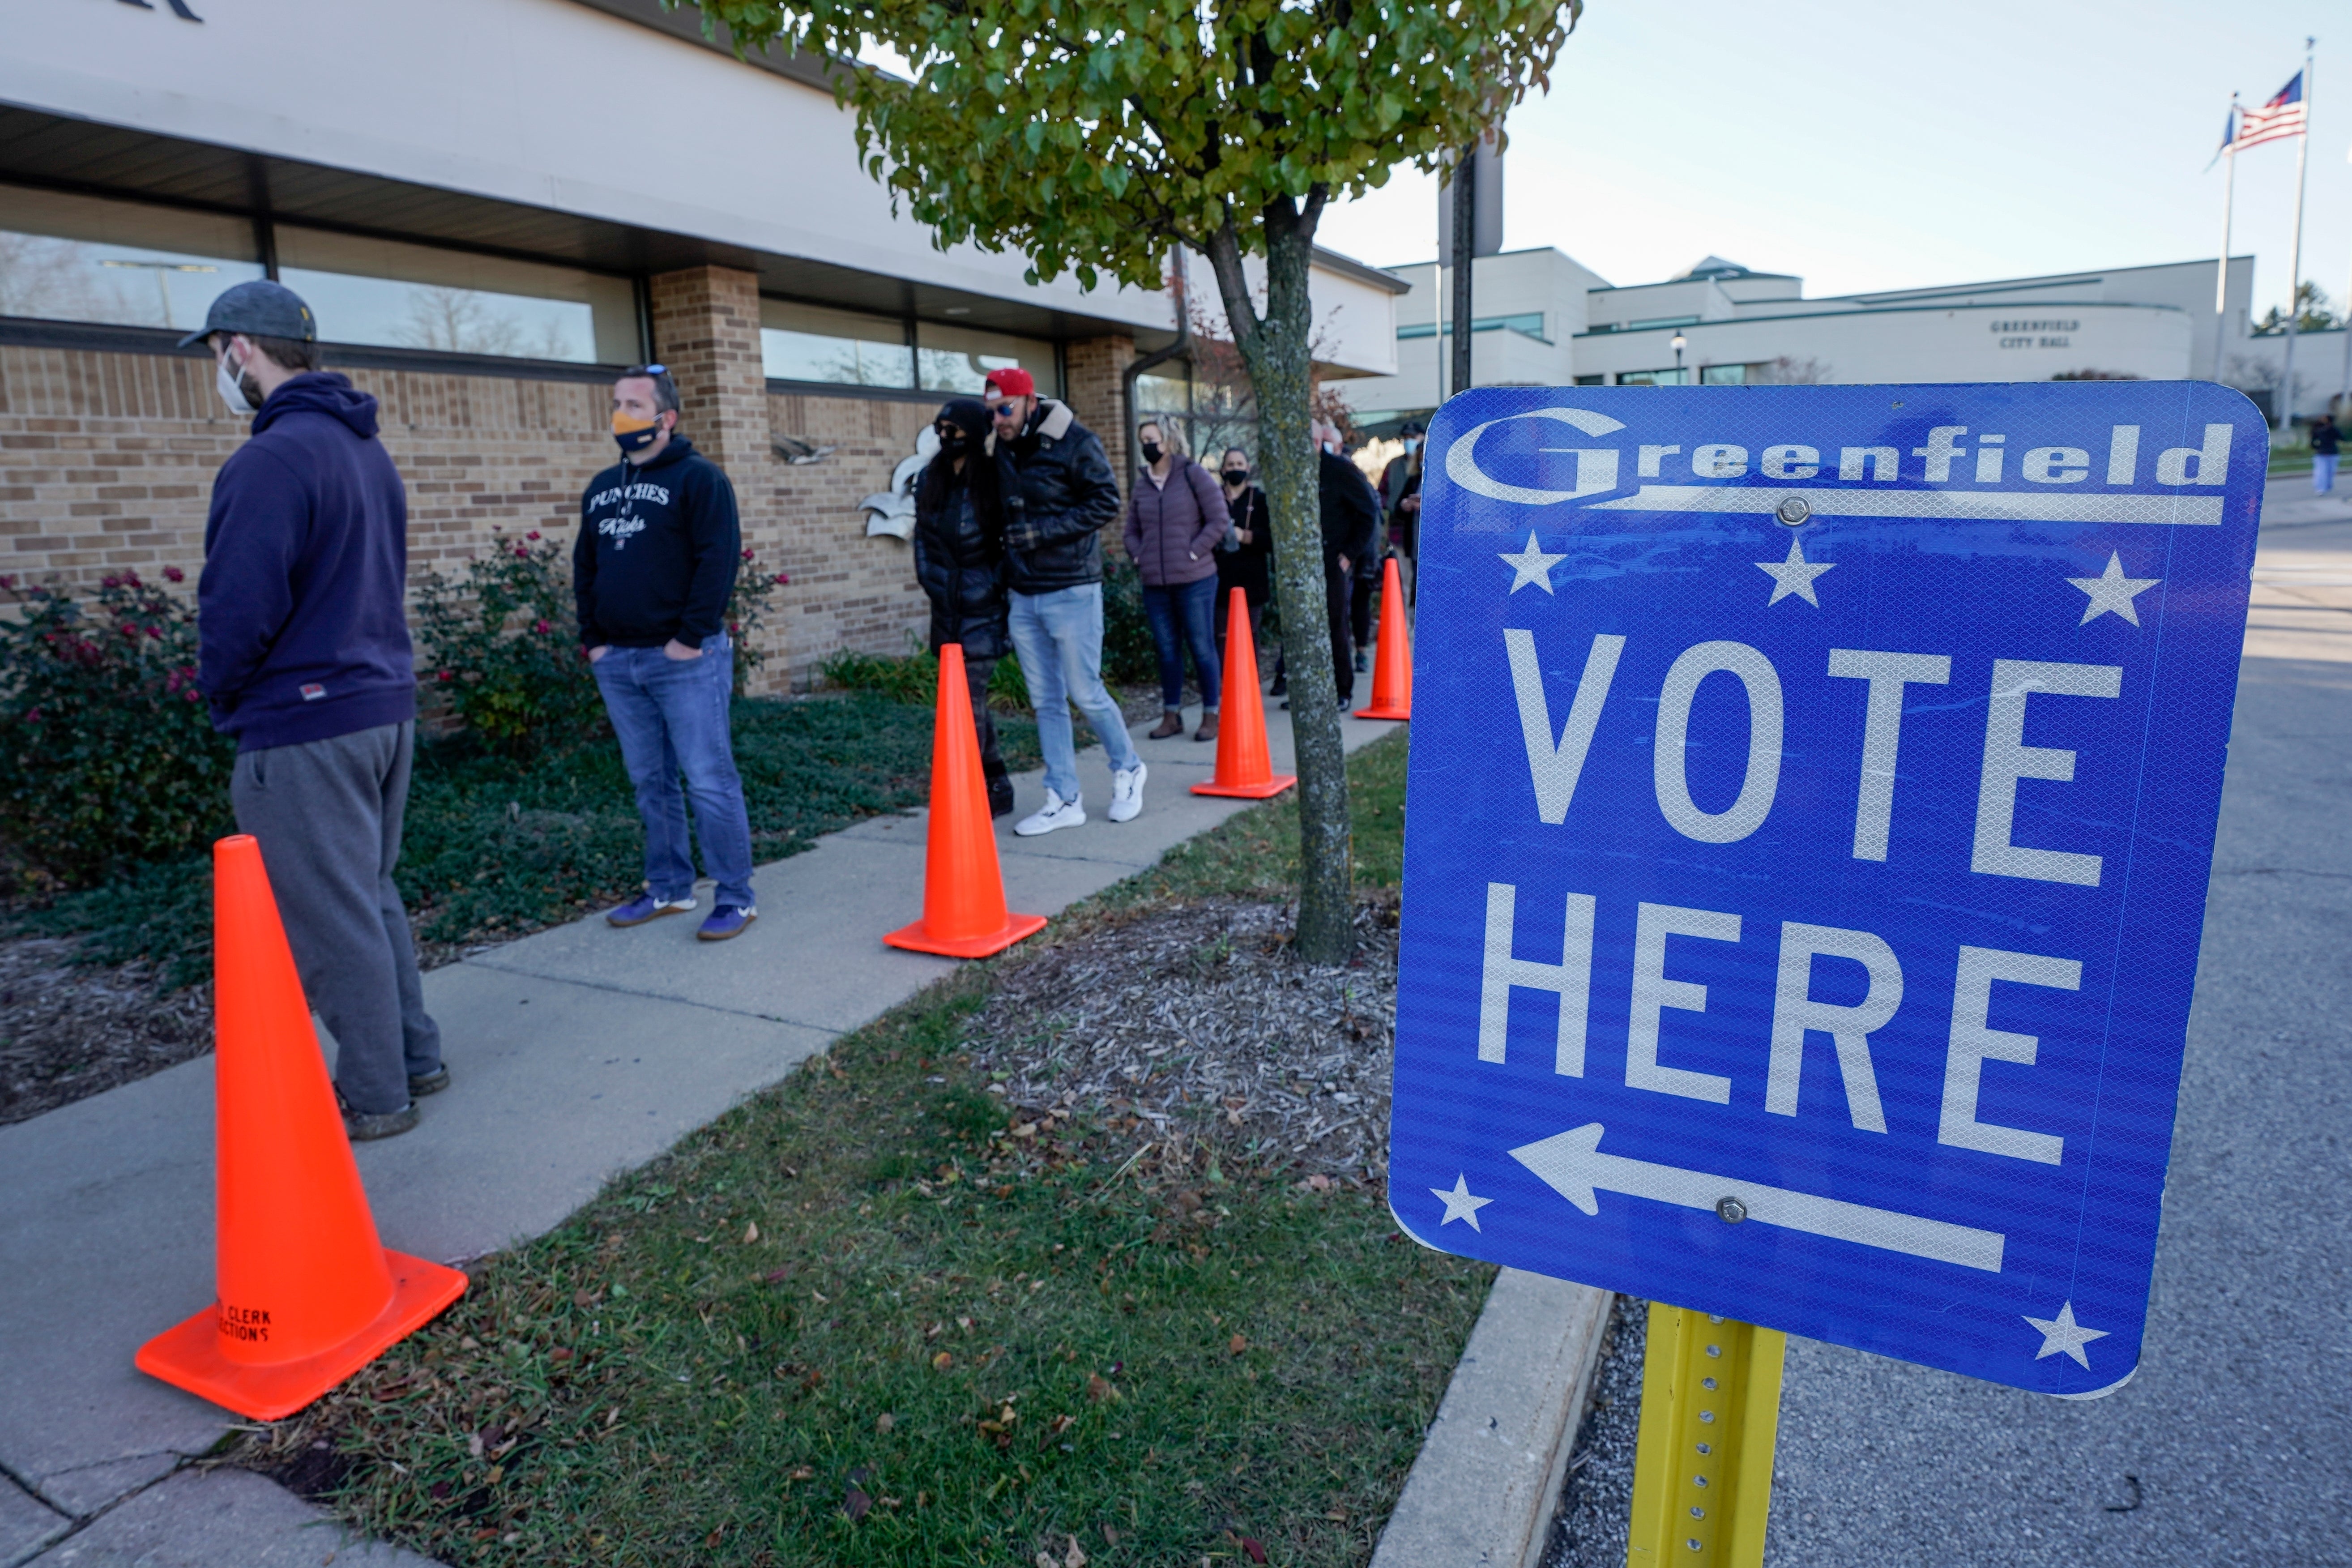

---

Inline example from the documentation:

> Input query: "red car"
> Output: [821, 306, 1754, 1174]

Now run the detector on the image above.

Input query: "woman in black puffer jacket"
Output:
[913, 398, 1017, 817]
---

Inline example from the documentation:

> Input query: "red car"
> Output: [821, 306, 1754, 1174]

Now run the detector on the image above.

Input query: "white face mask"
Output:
[215, 346, 260, 415]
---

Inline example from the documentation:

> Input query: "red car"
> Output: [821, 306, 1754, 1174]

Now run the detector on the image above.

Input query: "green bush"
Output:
[818, 637, 1032, 710]
[414, 531, 788, 755]
[0, 569, 235, 889]
[1099, 556, 1157, 684]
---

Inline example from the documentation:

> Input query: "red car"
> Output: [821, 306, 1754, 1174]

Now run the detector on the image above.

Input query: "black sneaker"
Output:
[987, 778, 1017, 819]
[337, 1086, 419, 1141]
[409, 1065, 451, 1098]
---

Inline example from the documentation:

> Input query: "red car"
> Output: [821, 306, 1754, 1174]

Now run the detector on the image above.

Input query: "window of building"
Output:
[1700, 364, 1747, 385]
[1617, 368, 1690, 386]
[1397, 312, 1549, 343]
[761, 299, 913, 388]
[1573, 373, 1606, 385]
[277, 227, 637, 363]
[1629, 315, 1702, 331]
[914, 321, 1058, 397]
[0, 184, 264, 334]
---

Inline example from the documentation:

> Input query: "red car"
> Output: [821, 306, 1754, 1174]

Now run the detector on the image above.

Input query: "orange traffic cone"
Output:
[884, 644, 1049, 958]
[1194, 587, 1299, 799]
[1353, 556, 1413, 721]
[136, 836, 466, 1421]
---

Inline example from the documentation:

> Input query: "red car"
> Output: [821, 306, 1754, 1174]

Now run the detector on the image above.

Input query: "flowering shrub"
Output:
[0, 568, 234, 887]
[412, 532, 604, 756]
[414, 531, 791, 753]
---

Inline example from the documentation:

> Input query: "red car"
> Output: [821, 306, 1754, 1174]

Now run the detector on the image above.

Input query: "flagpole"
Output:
[2278, 39, 2313, 438]
[2214, 94, 2238, 382]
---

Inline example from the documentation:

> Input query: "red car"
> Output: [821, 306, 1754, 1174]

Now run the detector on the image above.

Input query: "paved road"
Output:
[1759, 474, 2352, 1565]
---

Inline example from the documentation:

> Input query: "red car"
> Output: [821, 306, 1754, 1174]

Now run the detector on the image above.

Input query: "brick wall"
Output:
[1063, 333, 1135, 487]
[0, 342, 930, 692]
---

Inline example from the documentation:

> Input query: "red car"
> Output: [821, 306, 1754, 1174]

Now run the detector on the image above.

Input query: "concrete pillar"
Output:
[647, 264, 789, 688]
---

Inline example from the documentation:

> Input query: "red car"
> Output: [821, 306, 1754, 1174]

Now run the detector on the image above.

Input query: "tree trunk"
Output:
[1204, 204, 1354, 964]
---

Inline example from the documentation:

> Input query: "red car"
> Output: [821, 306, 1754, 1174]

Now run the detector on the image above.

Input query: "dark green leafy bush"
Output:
[414, 530, 788, 755]
[0, 569, 234, 889]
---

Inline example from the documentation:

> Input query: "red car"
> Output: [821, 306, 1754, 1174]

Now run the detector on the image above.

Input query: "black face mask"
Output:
[1222, 468, 1249, 484]
[1140, 441, 1163, 465]
[938, 429, 969, 454]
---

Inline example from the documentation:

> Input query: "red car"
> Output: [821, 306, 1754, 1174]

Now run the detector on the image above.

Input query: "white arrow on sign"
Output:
[1508, 1123, 2007, 1273]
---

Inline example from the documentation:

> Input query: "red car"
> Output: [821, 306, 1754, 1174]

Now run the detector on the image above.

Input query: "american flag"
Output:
[2230, 71, 2306, 152]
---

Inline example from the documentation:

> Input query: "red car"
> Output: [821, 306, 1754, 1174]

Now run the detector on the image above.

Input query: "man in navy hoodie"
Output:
[189, 281, 444, 1141]
[575, 366, 757, 941]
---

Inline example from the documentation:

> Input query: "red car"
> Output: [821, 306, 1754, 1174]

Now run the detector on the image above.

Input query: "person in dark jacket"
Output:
[985, 367, 1147, 834]
[1124, 420, 1231, 741]
[1379, 422, 1424, 608]
[2314, 411, 2340, 495]
[190, 280, 443, 1141]
[576, 364, 758, 942]
[913, 397, 1016, 817]
[1213, 446, 1273, 664]
[1293, 423, 1380, 709]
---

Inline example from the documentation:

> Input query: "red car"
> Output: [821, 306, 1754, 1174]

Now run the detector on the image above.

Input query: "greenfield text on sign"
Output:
[1390, 384, 2262, 1394]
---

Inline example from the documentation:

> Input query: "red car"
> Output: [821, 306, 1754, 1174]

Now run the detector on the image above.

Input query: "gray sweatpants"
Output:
[231, 721, 442, 1114]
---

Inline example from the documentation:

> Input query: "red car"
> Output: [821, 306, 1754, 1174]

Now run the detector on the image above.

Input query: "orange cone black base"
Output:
[137, 836, 465, 1422]
[885, 643, 1048, 958]
[1353, 555, 1413, 721]
[1195, 586, 1298, 799]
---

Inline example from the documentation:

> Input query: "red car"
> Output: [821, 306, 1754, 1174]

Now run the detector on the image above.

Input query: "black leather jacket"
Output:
[912, 470, 1011, 661]
[999, 399, 1122, 594]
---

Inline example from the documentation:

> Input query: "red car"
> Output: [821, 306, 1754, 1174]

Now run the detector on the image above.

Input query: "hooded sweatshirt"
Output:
[572, 436, 741, 649]
[198, 372, 418, 752]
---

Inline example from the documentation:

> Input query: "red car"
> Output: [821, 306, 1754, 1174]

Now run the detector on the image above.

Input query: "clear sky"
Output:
[1313, 0, 2348, 318]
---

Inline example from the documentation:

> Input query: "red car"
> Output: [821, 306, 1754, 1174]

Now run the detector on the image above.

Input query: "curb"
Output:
[1371, 1269, 1615, 1568]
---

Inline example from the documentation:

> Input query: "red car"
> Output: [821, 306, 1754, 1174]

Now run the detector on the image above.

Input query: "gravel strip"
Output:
[965, 894, 1399, 1178]
[1539, 1295, 1648, 1568]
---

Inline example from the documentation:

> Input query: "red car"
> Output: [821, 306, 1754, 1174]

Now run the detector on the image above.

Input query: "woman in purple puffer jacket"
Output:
[1123, 419, 1232, 741]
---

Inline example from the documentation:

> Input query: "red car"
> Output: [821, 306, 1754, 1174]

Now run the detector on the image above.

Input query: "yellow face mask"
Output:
[612, 408, 663, 453]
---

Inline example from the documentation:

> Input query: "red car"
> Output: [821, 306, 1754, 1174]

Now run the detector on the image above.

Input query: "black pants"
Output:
[1325, 564, 1354, 704]
[962, 654, 1010, 794]
[1350, 554, 1379, 649]
[1213, 590, 1265, 677]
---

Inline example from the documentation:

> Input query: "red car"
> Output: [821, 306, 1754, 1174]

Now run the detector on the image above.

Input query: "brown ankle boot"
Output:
[1149, 709, 1184, 739]
[1194, 711, 1219, 742]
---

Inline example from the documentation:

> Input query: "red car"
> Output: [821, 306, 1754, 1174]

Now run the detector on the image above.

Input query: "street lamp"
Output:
[1670, 331, 1688, 384]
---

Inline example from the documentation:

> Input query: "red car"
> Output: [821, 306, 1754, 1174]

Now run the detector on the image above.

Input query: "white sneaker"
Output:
[1109, 761, 1147, 823]
[1016, 789, 1087, 836]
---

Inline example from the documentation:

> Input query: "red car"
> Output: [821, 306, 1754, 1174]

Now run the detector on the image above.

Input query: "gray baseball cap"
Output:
[176, 279, 316, 349]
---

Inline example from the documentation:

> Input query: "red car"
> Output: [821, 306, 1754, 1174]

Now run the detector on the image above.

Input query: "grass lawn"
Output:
[238, 730, 1491, 1567]
[16, 693, 1038, 988]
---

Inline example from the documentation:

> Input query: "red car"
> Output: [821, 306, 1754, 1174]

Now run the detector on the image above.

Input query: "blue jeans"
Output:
[1008, 584, 1142, 802]
[2317, 453, 2339, 493]
[1141, 576, 1222, 712]
[591, 636, 756, 908]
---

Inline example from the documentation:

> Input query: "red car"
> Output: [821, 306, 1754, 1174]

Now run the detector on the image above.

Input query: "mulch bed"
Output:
[967, 893, 1399, 1179]
[0, 937, 212, 1126]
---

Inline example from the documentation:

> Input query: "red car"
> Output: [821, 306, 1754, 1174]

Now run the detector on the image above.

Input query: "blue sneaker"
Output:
[697, 903, 758, 942]
[608, 892, 697, 927]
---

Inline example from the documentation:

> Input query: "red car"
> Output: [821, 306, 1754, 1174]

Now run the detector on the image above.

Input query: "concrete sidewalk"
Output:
[0, 703, 1398, 1566]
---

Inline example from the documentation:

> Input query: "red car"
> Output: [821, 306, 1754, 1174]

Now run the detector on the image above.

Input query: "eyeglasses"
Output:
[988, 402, 1020, 419]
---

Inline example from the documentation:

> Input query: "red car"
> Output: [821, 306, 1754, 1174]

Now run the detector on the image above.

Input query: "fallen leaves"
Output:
[932, 1351, 954, 1371]
[1085, 1372, 1118, 1403]
[1229, 1333, 1248, 1355]
[875, 1412, 895, 1435]
[743, 1221, 760, 1244]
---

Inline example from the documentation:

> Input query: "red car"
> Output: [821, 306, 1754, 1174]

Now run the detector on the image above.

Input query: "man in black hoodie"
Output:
[191, 280, 443, 1142]
[575, 366, 757, 942]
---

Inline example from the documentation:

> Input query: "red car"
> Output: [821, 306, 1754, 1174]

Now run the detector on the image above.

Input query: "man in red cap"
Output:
[985, 367, 1146, 835]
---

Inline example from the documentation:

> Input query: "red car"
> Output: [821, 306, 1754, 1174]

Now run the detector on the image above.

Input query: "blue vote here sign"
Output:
[1389, 383, 2262, 1394]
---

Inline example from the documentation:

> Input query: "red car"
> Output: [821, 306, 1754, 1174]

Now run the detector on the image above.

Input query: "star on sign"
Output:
[1430, 1174, 1494, 1232]
[1498, 532, 1566, 595]
[2023, 1300, 2109, 1369]
[2068, 551, 2160, 626]
[1755, 534, 1835, 607]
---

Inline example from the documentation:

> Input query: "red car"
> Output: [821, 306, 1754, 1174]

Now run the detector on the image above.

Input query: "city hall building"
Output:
[1, 0, 1400, 686]
[1351, 250, 2347, 430]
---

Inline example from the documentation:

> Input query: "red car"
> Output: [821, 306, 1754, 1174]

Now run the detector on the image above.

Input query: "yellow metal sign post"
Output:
[1625, 1303, 1787, 1568]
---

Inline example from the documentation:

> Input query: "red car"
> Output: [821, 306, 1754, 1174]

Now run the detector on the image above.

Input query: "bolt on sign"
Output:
[1391, 383, 2262, 1397]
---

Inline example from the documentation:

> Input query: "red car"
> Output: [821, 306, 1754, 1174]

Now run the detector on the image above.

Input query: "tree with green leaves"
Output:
[709, 0, 1581, 960]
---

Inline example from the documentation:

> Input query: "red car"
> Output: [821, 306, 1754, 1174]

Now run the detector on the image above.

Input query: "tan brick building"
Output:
[3, 0, 1403, 693]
